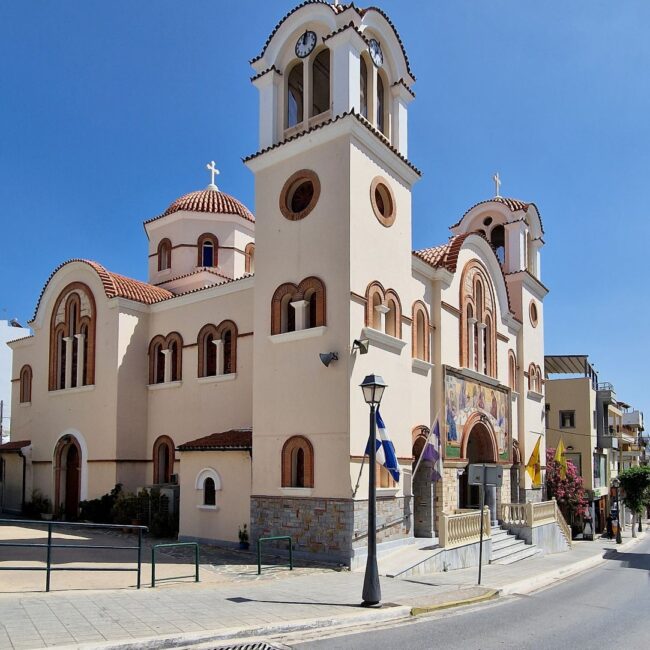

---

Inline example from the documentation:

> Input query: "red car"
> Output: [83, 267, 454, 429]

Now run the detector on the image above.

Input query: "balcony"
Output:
[597, 382, 617, 404]
[622, 410, 644, 428]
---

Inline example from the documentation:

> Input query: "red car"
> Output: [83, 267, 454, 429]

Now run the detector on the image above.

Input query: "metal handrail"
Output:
[0, 518, 147, 591]
[257, 535, 293, 575]
[151, 542, 200, 587]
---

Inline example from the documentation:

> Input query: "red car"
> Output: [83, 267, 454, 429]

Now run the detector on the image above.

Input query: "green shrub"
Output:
[23, 489, 51, 518]
[79, 484, 123, 523]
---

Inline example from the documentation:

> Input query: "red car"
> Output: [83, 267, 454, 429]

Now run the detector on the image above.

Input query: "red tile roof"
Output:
[178, 429, 252, 451]
[146, 189, 255, 226]
[0, 440, 31, 452]
[31, 259, 174, 322]
[450, 196, 543, 232]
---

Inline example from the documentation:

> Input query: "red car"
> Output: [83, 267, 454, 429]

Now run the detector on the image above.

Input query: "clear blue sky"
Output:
[1, 1, 648, 416]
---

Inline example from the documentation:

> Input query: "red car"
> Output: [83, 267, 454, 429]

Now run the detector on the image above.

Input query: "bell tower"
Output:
[246, 2, 420, 565]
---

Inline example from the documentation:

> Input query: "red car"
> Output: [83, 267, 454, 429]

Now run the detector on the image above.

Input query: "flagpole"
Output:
[412, 408, 442, 480]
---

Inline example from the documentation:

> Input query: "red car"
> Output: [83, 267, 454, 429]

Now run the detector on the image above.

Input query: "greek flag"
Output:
[366, 408, 400, 483]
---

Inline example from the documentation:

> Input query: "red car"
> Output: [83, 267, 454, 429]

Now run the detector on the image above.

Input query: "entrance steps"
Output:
[490, 527, 540, 565]
[378, 538, 443, 579]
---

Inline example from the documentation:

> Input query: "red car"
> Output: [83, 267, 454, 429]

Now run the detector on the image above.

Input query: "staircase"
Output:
[490, 527, 539, 565]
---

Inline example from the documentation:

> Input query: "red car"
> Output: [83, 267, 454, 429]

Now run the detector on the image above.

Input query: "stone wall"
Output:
[435, 466, 459, 533]
[250, 494, 411, 566]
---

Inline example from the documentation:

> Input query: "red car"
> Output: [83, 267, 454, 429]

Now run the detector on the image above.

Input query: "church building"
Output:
[3, 1, 548, 567]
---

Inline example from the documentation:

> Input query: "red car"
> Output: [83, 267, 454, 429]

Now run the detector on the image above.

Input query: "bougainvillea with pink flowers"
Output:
[546, 448, 589, 522]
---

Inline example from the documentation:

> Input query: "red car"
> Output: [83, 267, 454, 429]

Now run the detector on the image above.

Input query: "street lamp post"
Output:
[612, 477, 622, 544]
[360, 374, 387, 607]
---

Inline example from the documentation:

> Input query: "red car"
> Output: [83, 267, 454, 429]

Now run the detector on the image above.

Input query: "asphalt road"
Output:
[294, 534, 650, 649]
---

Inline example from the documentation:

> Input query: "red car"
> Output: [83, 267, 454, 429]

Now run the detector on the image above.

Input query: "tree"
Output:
[618, 466, 650, 536]
[546, 448, 589, 530]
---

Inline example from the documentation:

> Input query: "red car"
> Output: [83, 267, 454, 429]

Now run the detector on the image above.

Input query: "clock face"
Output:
[369, 38, 383, 67]
[295, 31, 317, 58]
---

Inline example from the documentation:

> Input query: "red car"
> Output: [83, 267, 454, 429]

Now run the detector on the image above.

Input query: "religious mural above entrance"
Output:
[444, 368, 510, 461]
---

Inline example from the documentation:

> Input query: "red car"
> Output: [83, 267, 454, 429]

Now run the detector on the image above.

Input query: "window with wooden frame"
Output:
[508, 351, 517, 391]
[271, 277, 325, 335]
[153, 435, 175, 484]
[281, 435, 314, 488]
[244, 243, 255, 274]
[19, 365, 32, 403]
[48, 283, 96, 391]
[412, 301, 430, 361]
[364, 281, 402, 339]
[460, 261, 497, 377]
[197, 233, 218, 268]
[148, 332, 183, 384]
[157, 238, 172, 271]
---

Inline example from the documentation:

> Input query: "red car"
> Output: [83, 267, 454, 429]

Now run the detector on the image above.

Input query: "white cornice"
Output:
[145, 210, 255, 236]
[505, 270, 549, 300]
[411, 256, 453, 286]
[245, 114, 420, 188]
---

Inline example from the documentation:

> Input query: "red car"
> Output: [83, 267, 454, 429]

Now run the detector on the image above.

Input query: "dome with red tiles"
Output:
[146, 187, 255, 225]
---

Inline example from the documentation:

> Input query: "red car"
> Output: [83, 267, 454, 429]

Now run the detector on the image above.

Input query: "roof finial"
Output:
[493, 172, 501, 198]
[206, 161, 220, 190]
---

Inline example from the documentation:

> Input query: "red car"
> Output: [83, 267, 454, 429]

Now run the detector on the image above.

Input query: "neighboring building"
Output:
[3, 1, 548, 565]
[544, 355, 609, 532]
[0, 319, 31, 443]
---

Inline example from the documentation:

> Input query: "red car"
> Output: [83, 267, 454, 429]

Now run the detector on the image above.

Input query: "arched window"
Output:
[385, 290, 402, 339]
[271, 278, 325, 335]
[360, 56, 369, 119]
[197, 233, 218, 268]
[412, 302, 430, 361]
[157, 238, 172, 271]
[148, 333, 183, 384]
[198, 325, 218, 378]
[216, 320, 238, 374]
[365, 282, 385, 330]
[49, 283, 96, 391]
[528, 364, 542, 393]
[153, 436, 175, 484]
[460, 262, 497, 377]
[377, 72, 387, 136]
[204, 478, 216, 506]
[287, 61, 304, 128]
[508, 351, 517, 391]
[311, 48, 330, 117]
[281, 436, 314, 488]
[19, 365, 32, 403]
[195, 468, 221, 508]
[490, 225, 505, 265]
[245, 243, 255, 274]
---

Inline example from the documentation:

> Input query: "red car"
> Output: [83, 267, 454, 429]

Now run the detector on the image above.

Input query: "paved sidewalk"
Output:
[0, 521, 646, 649]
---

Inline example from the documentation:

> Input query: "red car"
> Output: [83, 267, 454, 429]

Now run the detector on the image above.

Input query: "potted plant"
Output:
[238, 523, 249, 550]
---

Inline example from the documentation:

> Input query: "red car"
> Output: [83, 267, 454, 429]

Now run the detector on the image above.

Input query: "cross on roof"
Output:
[206, 161, 220, 190]
[493, 172, 501, 198]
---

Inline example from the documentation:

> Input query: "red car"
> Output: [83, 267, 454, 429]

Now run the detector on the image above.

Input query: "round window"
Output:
[280, 170, 320, 221]
[529, 300, 539, 327]
[483, 216, 493, 227]
[370, 177, 396, 227]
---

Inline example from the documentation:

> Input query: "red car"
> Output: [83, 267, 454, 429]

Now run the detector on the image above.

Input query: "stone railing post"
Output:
[440, 513, 448, 547]
[525, 501, 534, 527]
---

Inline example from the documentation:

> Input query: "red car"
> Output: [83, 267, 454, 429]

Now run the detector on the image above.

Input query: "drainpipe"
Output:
[18, 449, 27, 513]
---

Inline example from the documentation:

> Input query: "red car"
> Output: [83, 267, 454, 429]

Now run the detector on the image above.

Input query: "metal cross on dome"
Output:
[206, 161, 220, 190]
[493, 172, 501, 198]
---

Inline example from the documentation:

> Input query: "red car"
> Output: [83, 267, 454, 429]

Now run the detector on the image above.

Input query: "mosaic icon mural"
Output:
[444, 368, 510, 460]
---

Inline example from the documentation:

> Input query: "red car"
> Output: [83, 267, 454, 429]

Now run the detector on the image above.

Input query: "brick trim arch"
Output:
[152, 435, 175, 484]
[197, 233, 219, 267]
[365, 281, 386, 328]
[271, 282, 299, 335]
[271, 277, 326, 334]
[244, 243, 255, 274]
[460, 414, 499, 463]
[508, 350, 517, 390]
[157, 238, 172, 271]
[19, 365, 32, 403]
[48, 282, 97, 390]
[279, 169, 321, 221]
[412, 301, 430, 361]
[281, 435, 314, 488]
[216, 319, 238, 374]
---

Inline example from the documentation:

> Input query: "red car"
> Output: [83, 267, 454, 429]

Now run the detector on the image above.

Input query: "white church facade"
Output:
[4, 1, 548, 566]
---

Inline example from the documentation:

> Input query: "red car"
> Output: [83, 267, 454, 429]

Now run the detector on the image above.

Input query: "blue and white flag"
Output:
[366, 408, 400, 483]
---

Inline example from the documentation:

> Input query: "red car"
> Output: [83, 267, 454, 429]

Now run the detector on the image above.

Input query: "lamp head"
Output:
[319, 352, 339, 367]
[612, 477, 620, 489]
[360, 373, 387, 406]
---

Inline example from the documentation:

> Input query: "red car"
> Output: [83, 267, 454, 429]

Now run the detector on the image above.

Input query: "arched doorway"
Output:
[412, 428, 435, 538]
[54, 435, 82, 519]
[459, 421, 497, 511]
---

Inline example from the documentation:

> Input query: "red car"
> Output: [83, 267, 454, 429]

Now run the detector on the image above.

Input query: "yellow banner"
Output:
[554, 439, 567, 480]
[526, 437, 542, 487]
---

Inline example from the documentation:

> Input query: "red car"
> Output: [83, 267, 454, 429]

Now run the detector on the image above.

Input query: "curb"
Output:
[499, 530, 647, 596]
[410, 588, 499, 616]
[56, 605, 413, 650]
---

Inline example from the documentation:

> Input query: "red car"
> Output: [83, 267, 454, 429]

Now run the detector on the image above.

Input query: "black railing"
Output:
[151, 542, 199, 588]
[257, 535, 293, 575]
[0, 519, 147, 592]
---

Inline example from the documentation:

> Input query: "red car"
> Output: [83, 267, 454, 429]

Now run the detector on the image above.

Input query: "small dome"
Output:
[152, 187, 255, 224]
